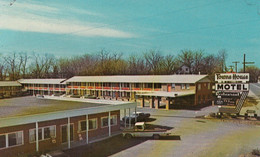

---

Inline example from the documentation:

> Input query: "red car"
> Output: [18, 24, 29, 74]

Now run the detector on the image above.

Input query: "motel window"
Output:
[198, 84, 201, 91]
[79, 119, 98, 132]
[101, 115, 117, 128]
[186, 84, 190, 89]
[171, 83, 175, 89]
[111, 115, 117, 126]
[101, 117, 109, 127]
[8, 132, 23, 147]
[29, 125, 56, 143]
[0, 135, 6, 148]
[181, 84, 185, 90]
[0, 131, 23, 149]
[89, 119, 98, 130]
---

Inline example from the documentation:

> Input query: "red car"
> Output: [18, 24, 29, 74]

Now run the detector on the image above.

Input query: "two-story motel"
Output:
[0, 96, 136, 157]
[65, 75, 213, 109]
[18, 79, 66, 96]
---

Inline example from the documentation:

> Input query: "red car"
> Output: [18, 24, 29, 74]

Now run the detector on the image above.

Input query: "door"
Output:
[167, 84, 171, 92]
[61, 124, 74, 143]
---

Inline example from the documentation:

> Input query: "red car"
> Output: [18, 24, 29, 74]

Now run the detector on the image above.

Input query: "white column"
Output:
[86, 115, 89, 144]
[128, 108, 131, 128]
[36, 121, 39, 152]
[67, 117, 70, 149]
[108, 111, 111, 137]
[5, 133, 8, 149]
[124, 109, 126, 128]
[33, 84, 35, 96]
[135, 107, 137, 122]
[48, 84, 50, 95]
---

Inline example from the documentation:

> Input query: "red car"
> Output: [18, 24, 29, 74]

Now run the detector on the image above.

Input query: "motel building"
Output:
[65, 75, 213, 110]
[0, 96, 136, 157]
[18, 79, 67, 96]
[0, 81, 23, 98]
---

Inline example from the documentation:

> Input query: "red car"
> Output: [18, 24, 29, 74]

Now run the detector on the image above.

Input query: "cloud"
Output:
[0, 1, 135, 38]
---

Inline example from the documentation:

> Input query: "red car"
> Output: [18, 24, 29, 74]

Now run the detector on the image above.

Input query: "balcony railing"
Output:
[113, 87, 120, 90]
[121, 87, 130, 90]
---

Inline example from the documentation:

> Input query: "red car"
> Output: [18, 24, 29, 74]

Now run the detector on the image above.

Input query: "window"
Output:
[89, 119, 98, 130]
[198, 84, 201, 91]
[29, 125, 56, 143]
[101, 115, 117, 128]
[0, 131, 23, 149]
[79, 119, 98, 132]
[0, 135, 6, 149]
[208, 83, 211, 90]
[181, 84, 185, 90]
[171, 83, 175, 89]
[79, 121, 86, 132]
[101, 117, 109, 128]
[8, 132, 23, 147]
[186, 84, 190, 89]
[110, 115, 117, 126]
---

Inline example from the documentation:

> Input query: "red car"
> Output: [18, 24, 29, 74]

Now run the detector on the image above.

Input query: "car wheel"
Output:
[125, 133, 132, 139]
[153, 134, 160, 140]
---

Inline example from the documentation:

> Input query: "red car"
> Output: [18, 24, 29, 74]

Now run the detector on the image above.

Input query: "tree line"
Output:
[0, 49, 259, 82]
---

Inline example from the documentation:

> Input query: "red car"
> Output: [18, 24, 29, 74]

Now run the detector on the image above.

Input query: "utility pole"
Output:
[232, 61, 239, 73]
[229, 65, 234, 72]
[242, 54, 254, 73]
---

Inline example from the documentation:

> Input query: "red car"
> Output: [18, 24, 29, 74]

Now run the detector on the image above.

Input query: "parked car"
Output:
[122, 122, 172, 139]
[122, 112, 150, 124]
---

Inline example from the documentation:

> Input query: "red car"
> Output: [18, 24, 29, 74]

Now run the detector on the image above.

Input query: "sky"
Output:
[0, 0, 260, 69]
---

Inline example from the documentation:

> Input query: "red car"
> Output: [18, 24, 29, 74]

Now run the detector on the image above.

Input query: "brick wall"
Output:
[0, 110, 120, 157]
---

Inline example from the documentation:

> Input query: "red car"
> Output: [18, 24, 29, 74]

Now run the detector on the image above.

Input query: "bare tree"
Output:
[144, 50, 163, 74]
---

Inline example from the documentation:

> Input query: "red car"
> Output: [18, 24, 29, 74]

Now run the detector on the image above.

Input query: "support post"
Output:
[108, 111, 111, 136]
[36, 121, 39, 152]
[128, 108, 131, 128]
[155, 98, 159, 109]
[140, 97, 144, 108]
[67, 117, 70, 149]
[124, 109, 126, 128]
[135, 107, 137, 122]
[149, 96, 154, 108]
[86, 115, 89, 144]
[166, 98, 170, 110]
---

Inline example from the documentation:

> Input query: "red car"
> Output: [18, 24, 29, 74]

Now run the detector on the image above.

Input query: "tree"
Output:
[177, 50, 194, 74]
[143, 50, 163, 74]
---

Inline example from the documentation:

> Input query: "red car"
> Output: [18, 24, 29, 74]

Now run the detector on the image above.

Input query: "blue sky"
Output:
[0, 0, 260, 69]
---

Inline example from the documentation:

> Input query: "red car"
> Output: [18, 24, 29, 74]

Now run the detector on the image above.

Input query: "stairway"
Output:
[219, 91, 248, 114]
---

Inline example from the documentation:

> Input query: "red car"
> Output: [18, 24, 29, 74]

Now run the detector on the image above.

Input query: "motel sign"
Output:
[215, 73, 250, 106]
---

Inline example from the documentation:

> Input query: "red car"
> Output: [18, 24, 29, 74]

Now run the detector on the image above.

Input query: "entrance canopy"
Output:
[136, 91, 195, 98]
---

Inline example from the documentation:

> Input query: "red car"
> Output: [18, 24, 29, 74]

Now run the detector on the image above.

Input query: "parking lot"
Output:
[63, 103, 260, 157]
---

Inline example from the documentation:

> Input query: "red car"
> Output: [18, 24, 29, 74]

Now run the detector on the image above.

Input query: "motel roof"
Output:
[65, 75, 208, 84]
[0, 81, 22, 87]
[0, 96, 136, 128]
[18, 79, 66, 84]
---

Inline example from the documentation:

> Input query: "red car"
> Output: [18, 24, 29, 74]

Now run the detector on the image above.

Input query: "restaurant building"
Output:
[65, 75, 213, 109]
[0, 96, 136, 156]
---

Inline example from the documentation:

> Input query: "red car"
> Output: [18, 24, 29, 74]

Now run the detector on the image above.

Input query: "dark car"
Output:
[122, 112, 151, 124]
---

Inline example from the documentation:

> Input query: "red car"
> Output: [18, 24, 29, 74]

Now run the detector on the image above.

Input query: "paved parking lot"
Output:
[64, 104, 260, 157]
